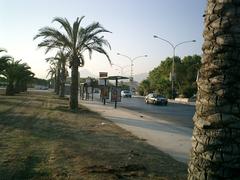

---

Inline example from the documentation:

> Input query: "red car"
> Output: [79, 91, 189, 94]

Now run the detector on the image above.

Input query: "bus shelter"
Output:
[100, 76, 129, 108]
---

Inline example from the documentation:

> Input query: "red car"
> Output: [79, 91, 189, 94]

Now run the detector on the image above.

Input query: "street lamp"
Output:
[111, 63, 130, 76]
[153, 35, 196, 99]
[116, 53, 147, 91]
[116, 53, 147, 81]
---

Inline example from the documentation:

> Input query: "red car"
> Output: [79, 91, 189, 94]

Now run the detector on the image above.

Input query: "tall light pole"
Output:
[117, 53, 147, 91]
[153, 35, 196, 99]
[116, 53, 148, 81]
[111, 63, 130, 76]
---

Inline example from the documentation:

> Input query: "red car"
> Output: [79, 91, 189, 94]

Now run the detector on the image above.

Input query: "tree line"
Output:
[0, 48, 34, 95]
[138, 55, 201, 98]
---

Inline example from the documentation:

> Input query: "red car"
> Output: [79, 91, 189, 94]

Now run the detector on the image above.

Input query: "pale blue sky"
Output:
[0, 0, 206, 79]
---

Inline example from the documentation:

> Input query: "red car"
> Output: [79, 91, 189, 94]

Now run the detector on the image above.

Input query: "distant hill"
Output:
[133, 72, 148, 82]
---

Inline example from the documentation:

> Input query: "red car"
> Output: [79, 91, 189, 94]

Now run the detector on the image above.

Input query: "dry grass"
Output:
[0, 90, 187, 179]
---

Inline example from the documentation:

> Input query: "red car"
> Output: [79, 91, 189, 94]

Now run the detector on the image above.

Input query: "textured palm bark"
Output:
[53, 74, 57, 93]
[188, 0, 240, 179]
[55, 65, 61, 95]
[59, 61, 66, 98]
[5, 81, 14, 96]
[69, 60, 79, 110]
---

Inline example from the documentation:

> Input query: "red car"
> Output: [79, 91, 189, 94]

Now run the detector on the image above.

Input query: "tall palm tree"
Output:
[46, 50, 69, 97]
[34, 17, 111, 110]
[188, 1, 240, 179]
[46, 56, 61, 94]
[46, 64, 57, 90]
[57, 51, 69, 97]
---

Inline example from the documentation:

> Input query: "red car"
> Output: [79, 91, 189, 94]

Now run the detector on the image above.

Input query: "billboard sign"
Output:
[98, 72, 108, 86]
[100, 86, 109, 99]
[111, 87, 121, 102]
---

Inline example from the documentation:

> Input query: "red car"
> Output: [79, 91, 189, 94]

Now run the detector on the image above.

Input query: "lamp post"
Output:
[111, 63, 130, 76]
[117, 53, 147, 91]
[153, 35, 196, 99]
[116, 53, 147, 81]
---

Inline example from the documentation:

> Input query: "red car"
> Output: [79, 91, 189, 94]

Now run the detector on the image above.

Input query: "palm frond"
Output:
[0, 48, 7, 53]
[72, 16, 85, 48]
[77, 22, 111, 52]
[34, 26, 71, 53]
[0, 55, 13, 61]
[52, 17, 73, 41]
[34, 16, 112, 70]
[91, 46, 111, 63]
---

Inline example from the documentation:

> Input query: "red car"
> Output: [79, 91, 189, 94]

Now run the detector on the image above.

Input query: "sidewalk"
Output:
[80, 99, 192, 164]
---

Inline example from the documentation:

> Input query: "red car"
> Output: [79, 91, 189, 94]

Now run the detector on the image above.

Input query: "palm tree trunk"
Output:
[6, 80, 14, 96]
[22, 81, 28, 92]
[54, 74, 57, 93]
[69, 60, 79, 110]
[59, 61, 66, 97]
[14, 80, 21, 93]
[56, 67, 60, 95]
[188, 1, 240, 179]
[59, 79, 65, 98]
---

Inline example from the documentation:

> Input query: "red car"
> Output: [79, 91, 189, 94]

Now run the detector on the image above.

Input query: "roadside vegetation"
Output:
[0, 90, 187, 179]
[0, 48, 34, 95]
[138, 55, 201, 98]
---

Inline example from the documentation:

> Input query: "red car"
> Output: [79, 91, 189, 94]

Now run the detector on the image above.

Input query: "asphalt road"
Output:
[116, 96, 195, 129]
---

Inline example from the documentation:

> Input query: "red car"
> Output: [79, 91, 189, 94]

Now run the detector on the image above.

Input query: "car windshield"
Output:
[153, 94, 164, 98]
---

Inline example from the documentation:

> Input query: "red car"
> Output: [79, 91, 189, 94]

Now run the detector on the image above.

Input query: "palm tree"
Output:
[46, 50, 69, 97]
[188, 1, 240, 179]
[57, 51, 69, 97]
[4, 59, 21, 95]
[14, 63, 34, 93]
[0, 48, 11, 74]
[46, 64, 57, 90]
[46, 56, 61, 94]
[3, 59, 34, 95]
[34, 17, 111, 110]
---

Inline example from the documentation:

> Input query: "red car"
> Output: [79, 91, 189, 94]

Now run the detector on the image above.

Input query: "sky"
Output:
[0, 0, 206, 79]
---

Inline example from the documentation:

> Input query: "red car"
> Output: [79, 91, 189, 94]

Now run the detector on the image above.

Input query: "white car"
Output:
[121, 90, 132, 98]
[145, 93, 168, 105]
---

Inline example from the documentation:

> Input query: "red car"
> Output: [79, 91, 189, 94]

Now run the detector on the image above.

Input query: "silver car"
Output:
[145, 93, 168, 105]
[121, 90, 132, 98]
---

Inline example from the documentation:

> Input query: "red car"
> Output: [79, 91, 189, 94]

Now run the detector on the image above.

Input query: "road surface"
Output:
[93, 94, 195, 129]
[119, 97, 195, 128]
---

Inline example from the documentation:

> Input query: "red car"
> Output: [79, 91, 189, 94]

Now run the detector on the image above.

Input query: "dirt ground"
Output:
[0, 90, 187, 179]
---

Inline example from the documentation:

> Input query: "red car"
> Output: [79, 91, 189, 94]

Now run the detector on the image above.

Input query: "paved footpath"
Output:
[80, 99, 193, 164]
